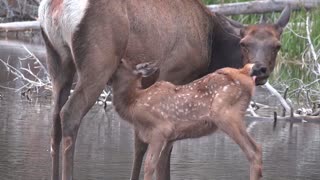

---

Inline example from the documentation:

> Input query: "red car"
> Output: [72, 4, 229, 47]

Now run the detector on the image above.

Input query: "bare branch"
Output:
[264, 81, 292, 114]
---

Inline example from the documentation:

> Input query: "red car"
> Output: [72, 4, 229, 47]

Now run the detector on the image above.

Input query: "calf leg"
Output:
[156, 142, 173, 180]
[130, 131, 148, 180]
[144, 139, 167, 180]
[42, 30, 75, 180]
[215, 115, 262, 180]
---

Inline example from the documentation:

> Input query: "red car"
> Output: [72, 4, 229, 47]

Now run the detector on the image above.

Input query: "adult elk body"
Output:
[38, 0, 290, 179]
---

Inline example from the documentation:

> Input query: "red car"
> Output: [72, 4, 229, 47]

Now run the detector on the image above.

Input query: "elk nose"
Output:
[251, 64, 267, 76]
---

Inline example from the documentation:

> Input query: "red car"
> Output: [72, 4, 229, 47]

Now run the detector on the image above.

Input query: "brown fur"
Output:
[112, 62, 262, 180]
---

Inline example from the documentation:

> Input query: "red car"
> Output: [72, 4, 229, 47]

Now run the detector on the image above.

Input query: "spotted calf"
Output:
[112, 60, 262, 180]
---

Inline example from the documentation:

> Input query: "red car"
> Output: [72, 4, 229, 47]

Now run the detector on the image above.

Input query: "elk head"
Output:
[224, 6, 291, 85]
[241, 6, 290, 85]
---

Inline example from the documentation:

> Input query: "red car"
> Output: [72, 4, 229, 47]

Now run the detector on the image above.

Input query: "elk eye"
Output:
[240, 42, 249, 53]
[240, 42, 248, 50]
[275, 44, 281, 50]
[274, 42, 281, 50]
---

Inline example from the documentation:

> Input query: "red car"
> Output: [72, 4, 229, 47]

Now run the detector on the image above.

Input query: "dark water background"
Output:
[0, 39, 320, 180]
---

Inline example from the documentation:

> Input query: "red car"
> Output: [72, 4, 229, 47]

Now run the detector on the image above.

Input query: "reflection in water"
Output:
[1, 40, 320, 180]
[1, 90, 320, 180]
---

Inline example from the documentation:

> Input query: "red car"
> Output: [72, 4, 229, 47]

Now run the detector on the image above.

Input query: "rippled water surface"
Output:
[1, 39, 320, 180]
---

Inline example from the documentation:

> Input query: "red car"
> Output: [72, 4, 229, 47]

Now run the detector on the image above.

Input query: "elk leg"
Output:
[130, 131, 148, 180]
[215, 116, 262, 180]
[41, 30, 75, 180]
[59, 4, 129, 179]
[144, 140, 167, 180]
[50, 68, 74, 180]
[60, 59, 119, 180]
[59, 42, 126, 179]
[156, 142, 173, 180]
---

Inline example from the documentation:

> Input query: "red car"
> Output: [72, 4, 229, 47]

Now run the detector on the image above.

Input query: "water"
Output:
[1, 39, 320, 180]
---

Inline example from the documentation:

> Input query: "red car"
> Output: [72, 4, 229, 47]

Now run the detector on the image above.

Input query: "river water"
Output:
[0, 39, 320, 180]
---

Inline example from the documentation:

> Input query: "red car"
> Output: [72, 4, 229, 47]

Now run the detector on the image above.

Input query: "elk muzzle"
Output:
[251, 63, 269, 85]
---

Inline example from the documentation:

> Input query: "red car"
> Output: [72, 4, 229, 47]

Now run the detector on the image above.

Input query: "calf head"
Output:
[113, 59, 159, 84]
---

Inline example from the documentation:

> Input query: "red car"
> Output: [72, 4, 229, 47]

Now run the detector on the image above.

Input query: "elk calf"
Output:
[112, 60, 262, 180]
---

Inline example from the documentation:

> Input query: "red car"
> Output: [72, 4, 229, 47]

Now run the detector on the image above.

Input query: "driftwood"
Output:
[264, 82, 293, 115]
[0, 2, 317, 32]
[251, 81, 320, 124]
[1, 0, 319, 19]
[246, 114, 320, 123]
[208, 0, 320, 16]
[0, 21, 39, 32]
[1, 0, 320, 32]
[0, 46, 112, 104]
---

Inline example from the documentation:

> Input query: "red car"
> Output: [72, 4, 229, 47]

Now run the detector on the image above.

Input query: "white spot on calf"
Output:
[222, 85, 229, 92]
[144, 103, 150, 107]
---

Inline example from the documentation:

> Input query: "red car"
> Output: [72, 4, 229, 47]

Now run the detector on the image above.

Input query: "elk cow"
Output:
[112, 60, 261, 180]
[38, 0, 290, 179]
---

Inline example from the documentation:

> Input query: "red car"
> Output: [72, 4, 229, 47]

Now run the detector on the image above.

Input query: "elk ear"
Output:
[240, 28, 246, 37]
[259, 14, 268, 24]
[215, 12, 244, 37]
[275, 5, 291, 34]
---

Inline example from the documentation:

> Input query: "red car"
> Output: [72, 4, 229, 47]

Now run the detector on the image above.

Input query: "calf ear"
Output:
[135, 62, 159, 77]
[275, 5, 291, 33]
[121, 58, 134, 70]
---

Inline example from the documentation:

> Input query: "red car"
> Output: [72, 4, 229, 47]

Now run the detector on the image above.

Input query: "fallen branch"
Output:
[0, 21, 40, 32]
[247, 102, 260, 117]
[264, 81, 292, 115]
[0, 48, 51, 96]
[246, 114, 320, 123]
[208, 0, 320, 16]
[282, 86, 289, 116]
[1, 0, 319, 33]
[0, 46, 114, 103]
